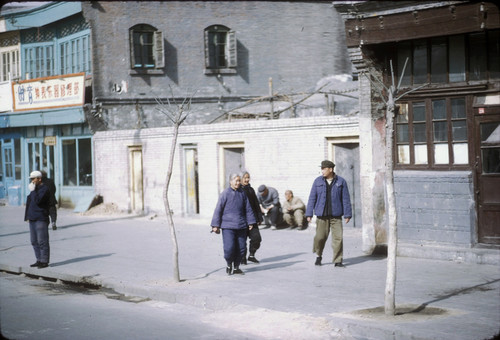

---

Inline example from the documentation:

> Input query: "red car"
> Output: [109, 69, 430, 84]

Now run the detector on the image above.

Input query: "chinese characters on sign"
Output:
[12, 73, 85, 111]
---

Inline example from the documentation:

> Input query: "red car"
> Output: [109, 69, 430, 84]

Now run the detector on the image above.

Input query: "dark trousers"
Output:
[263, 205, 281, 226]
[222, 228, 247, 268]
[246, 225, 262, 257]
[29, 220, 50, 263]
[49, 205, 57, 224]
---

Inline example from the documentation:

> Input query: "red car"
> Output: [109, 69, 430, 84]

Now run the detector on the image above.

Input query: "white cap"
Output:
[29, 171, 42, 178]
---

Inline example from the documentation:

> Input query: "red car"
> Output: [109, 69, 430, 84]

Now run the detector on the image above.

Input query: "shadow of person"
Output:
[50, 253, 114, 267]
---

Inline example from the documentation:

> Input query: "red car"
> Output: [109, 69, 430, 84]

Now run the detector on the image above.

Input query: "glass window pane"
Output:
[14, 139, 21, 180]
[415, 144, 428, 164]
[482, 147, 500, 173]
[452, 121, 467, 141]
[489, 30, 500, 79]
[413, 40, 427, 84]
[453, 143, 468, 164]
[431, 37, 447, 83]
[78, 138, 92, 186]
[451, 98, 466, 118]
[397, 42, 411, 86]
[413, 102, 425, 121]
[414, 123, 427, 143]
[480, 123, 500, 144]
[62, 139, 77, 186]
[397, 125, 409, 143]
[432, 99, 446, 120]
[434, 143, 449, 164]
[398, 145, 410, 164]
[449, 35, 466, 82]
[434, 121, 448, 141]
[397, 103, 408, 123]
[469, 32, 487, 81]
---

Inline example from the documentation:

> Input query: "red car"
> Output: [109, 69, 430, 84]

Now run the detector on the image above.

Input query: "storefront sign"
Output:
[12, 73, 85, 112]
[44, 136, 57, 146]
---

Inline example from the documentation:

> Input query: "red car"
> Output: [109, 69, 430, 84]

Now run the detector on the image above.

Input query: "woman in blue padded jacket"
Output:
[211, 173, 256, 275]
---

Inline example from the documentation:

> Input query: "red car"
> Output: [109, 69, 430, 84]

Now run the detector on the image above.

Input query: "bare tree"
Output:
[155, 88, 196, 283]
[364, 59, 427, 315]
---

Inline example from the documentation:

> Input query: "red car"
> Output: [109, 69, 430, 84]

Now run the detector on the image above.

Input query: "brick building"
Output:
[81, 1, 361, 223]
[0, 2, 93, 207]
[336, 1, 500, 262]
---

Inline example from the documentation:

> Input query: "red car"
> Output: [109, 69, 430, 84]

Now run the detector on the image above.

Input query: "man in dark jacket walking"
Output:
[306, 160, 352, 267]
[24, 170, 51, 268]
[41, 170, 58, 230]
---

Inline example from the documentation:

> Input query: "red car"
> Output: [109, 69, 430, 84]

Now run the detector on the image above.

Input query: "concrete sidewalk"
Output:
[1, 205, 499, 340]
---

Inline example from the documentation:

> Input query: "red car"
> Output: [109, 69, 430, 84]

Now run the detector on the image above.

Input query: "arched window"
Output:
[204, 25, 237, 73]
[129, 24, 164, 69]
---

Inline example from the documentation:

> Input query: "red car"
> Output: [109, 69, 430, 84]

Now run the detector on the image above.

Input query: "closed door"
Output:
[223, 147, 245, 190]
[475, 115, 500, 245]
[129, 147, 144, 212]
[184, 147, 199, 215]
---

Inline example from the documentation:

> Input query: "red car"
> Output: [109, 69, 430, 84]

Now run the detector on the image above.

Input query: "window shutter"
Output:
[204, 30, 211, 68]
[227, 30, 237, 68]
[153, 31, 165, 68]
[129, 30, 136, 68]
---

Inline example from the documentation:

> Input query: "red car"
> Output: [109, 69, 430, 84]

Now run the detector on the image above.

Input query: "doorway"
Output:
[474, 114, 500, 245]
[183, 145, 199, 215]
[328, 137, 361, 228]
[1, 138, 21, 200]
[26, 139, 55, 178]
[128, 146, 144, 212]
[219, 143, 245, 192]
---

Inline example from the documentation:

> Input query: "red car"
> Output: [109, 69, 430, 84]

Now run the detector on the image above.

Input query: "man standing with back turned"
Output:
[306, 160, 352, 267]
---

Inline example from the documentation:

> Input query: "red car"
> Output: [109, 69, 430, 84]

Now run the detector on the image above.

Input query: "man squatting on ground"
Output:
[306, 160, 352, 267]
[240, 171, 263, 264]
[24, 170, 51, 269]
[257, 184, 281, 230]
[282, 190, 306, 229]
[211, 173, 256, 275]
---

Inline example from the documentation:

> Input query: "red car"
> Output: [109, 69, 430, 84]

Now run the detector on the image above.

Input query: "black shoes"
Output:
[30, 261, 41, 267]
[315, 256, 322, 266]
[334, 263, 345, 268]
[248, 255, 259, 263]
[38, 262, 49, 268]
[226, 265, 232, 275]
[232, 268, 244, 275]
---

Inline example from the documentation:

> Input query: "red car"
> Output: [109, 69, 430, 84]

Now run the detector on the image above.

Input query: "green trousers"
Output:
[313, 217, 343, 263]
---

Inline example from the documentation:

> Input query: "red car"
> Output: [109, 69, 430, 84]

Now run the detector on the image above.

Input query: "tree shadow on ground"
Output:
[343, 254, 386, 266]
[58, 215, 143, 229]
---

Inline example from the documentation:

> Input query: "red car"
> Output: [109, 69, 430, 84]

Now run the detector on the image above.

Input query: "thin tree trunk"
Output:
[384, 89, 398, 315]
[163, 122, 180, 282]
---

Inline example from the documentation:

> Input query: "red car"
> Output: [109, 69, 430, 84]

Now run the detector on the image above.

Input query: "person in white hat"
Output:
[24, 170, 51, 268]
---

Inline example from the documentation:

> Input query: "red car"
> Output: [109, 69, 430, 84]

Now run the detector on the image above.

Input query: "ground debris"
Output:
[81, 202, 126, 216]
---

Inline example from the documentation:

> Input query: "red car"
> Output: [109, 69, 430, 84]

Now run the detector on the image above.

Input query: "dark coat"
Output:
[306, 175, 352, 218]
[211, 186, 256, 229]
[42, 176, 58, 206]
[241, 183, 263, 224]
[24, 183, 50, 221]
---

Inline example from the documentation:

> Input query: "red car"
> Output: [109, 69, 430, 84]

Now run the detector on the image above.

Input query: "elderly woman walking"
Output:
[211, 173, 256, 275]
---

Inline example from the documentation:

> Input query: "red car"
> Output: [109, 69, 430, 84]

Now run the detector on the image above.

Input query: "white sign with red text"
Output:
[12, 73, 85, 111]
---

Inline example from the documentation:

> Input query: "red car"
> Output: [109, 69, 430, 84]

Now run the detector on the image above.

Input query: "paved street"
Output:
[1, 205, 499, 339]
